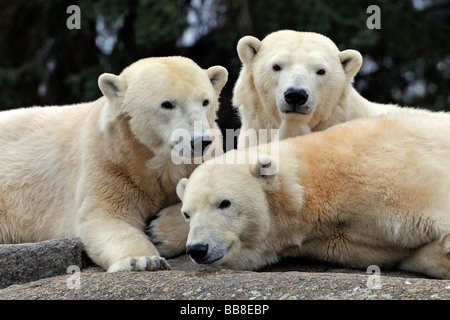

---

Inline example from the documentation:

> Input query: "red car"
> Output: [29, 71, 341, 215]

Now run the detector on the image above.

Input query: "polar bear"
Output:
[177, 109, 450, 279]
[233, 29, 399, 148]
[0, 56, 228, 272]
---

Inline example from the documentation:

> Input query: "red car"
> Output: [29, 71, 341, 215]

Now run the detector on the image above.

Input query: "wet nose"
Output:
[284, 88, 308, 106]
[186, 243, 209, 260]
[191, 139, 212, 153]
[191, 136, 212, 157]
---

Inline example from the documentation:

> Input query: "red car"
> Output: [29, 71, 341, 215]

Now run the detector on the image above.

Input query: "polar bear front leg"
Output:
[78, 207, 170, 272]
[145, 202, 189, 258]
[398, 234, 450, 279]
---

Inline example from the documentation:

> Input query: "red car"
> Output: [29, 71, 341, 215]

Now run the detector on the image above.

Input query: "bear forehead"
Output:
[123, 65, 212, 99]
[261, 30, 339, 55]
[268, 49, 337, 67]
[124, 56, 201, 72]
[189, 162, 253, 191]
[122, 57, 210, 85]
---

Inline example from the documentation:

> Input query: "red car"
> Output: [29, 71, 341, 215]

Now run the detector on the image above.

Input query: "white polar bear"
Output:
[0, 56, 228, 272]
[177, 109, 450, 279]
[233, 29, 399, 148]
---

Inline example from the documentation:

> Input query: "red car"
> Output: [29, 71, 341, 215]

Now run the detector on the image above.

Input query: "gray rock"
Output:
[0, 238, 449, 300]
[0, 238, 88, 289]
[0, 260, 449, 300]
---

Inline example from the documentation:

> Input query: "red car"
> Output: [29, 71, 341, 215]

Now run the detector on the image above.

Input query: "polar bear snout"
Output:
[186, 243, 209, 261]
[186, 239, 228, 265]
[190, 134, 212, 158]
[282, 88, 311, 115]
[284, 88, 308, 107]
[172, 131, 213, 159]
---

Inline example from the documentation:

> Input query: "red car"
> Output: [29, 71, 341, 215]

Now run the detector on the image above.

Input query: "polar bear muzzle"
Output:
[186, 241, 229, 265]
[172, 131, 214, 159]
[283, 88, 310, 114]
[190, 134, 212, 158]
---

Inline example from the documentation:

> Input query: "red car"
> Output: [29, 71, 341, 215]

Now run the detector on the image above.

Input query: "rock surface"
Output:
[0, 238, 449, 300]
[0, 238, 88, 289]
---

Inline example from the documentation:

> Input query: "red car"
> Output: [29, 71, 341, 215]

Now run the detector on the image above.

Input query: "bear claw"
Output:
[108, 256, 171, 272]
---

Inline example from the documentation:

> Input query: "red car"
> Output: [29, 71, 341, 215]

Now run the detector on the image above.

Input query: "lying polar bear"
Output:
[233, 29, 400, 148]
[0, 56, 228, 272]
[177, 109, 450, 279]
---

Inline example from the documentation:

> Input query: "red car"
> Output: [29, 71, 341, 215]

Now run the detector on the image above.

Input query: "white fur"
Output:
[0, 56, 228, 272]
[179, 109, 450, 278]
[233, 30, 398, 148]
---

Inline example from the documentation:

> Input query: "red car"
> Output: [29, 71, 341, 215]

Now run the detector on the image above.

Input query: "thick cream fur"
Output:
[0, 56, 228, 272]
[179, 109, 450, 279]
[233, 30, 399, 148]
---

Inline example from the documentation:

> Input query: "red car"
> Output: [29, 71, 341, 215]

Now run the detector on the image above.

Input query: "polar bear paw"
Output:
[440, 234, 450, 279]
[145, 204, 189, 258]
[107, 256, 171, 272]
[443, 234, 450, 254]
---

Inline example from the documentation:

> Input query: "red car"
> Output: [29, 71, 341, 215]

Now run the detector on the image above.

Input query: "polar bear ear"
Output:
[207, 66, 228, 94]
[176, 178, 189, 201]
[98, 73, 126, 101]
[251, 154, 279, 179]
[339, 49, 363, 79]
[237, 36, 262, 65]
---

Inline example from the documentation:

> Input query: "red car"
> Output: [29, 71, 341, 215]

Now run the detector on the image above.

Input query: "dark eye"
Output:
[219, 200, 231, 209]
[183, 212, 190, 220]
[202, 99, 209, 107]
[272, 64, 281, 72]
[161, 101, 174, 109]
[317, 69, 326, 75]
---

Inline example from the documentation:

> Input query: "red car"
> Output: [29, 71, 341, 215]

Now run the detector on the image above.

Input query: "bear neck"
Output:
[283, 132, 368, 260]
[263, 150, 311, 254]
[102, 115, 154, 174]
[91, 100, 190, 197]
[265, 136, 353, 258]
[312, 85, 395, 132]
[340, 86, 386, 118]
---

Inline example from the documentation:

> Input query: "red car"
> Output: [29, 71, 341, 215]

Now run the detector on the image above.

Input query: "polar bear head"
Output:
[234, 30, 362, 128]
[98, 57, 228, 164]
[176, 149, 305, 270]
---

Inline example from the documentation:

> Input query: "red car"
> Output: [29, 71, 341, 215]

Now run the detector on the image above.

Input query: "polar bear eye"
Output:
[219, 200, 231, 209]
[316, 69, 326, 75]
[161, 101, 174, 109]
[183, 212, 190, 220]
[272, 64, 282, 72]
[202, 99, 209, 107]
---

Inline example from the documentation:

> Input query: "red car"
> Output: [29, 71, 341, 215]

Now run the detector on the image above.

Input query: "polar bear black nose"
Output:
[191, 137, 212, 157]
[186, 243, 209, 260]
[201, 139, 212, 153]
[284, 88, 308, 106]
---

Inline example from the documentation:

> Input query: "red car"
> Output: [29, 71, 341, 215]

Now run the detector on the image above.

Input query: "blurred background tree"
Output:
[0, 0, 448, 148]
